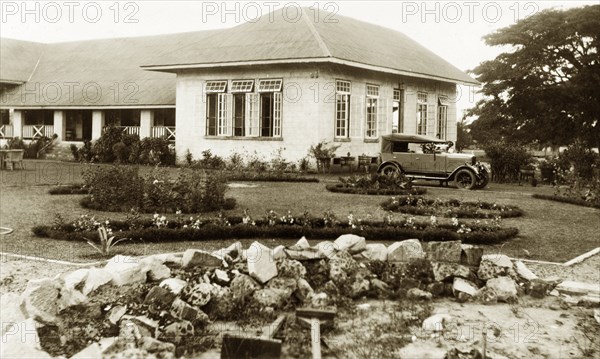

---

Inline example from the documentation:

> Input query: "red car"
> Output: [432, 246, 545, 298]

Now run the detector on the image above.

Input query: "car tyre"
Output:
[380, 163, 401, 176]
[474, 174, 489, 189]
[454, 169, 476, 190]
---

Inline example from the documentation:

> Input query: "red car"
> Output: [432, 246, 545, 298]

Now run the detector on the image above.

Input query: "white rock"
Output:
[151, 253, 183, 266]
[108, 305, 127, 325]
[214, 269, 230, 284]
[486, 276, 518, 302]
[290, 236, 310, 250]
[20, 278, 63, 325]
[333, 234, 366, 254]
[364, 243, 388, 261]
[422, 314, 452, 332]
[182, 249, 223, 268]
[272, 245, 287, 260]
[1, 318, 51, 359]
[62, 269, 89, 290]
[247, 241, 278, 284]
[453, 277, 478, 297]
[71, 337, 119, 359]
[556, 280, 600, 296]
[1, 293, 26, 337]
[213, 241, 243, 262]
[82, 267, 113, 295]
[387, 239, 424, 262]
[141, 256, 171, 282]
[160, 278, 187, 295]
[316, 241, 337, 259]
[104, 255, 146, 286]
[514, 261, 538, 281]
[481, 254, 512, 268]
[59, 287, 88, 310]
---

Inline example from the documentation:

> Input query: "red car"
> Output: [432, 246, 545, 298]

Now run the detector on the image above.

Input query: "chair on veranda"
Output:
[5, 150, 24, 170]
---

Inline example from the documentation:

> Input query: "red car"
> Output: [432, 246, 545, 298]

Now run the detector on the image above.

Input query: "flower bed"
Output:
[225, 171, 319, 183]
[48, 184, 89, 195]
[380, 196, 524, 218]
[326, 173, 426, 195]
[33, 211, 518, 245]
[532, 194, 600, 209]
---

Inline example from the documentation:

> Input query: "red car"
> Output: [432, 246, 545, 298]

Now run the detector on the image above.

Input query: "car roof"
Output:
[381, 133, 447, 143]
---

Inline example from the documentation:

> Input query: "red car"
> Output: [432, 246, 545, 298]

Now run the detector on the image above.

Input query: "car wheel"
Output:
[454, 169, 476, 190]
[475, 174, 489, 189]
[380, 164, 401, 176]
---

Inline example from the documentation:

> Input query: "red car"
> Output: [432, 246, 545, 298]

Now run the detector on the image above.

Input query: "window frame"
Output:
[335, 79, 351, 139]
[417, 92, 428, 135]
[230, 79, 254, 93]
[437, 96, 448, 140]
[205, 80, 228, 93]
[365, 84, 379, 139]
[257, 79, 283, 93]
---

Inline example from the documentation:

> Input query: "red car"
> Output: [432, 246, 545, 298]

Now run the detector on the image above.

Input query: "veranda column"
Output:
[140, 109, 153, 139]
[12, 110, 23, 138]
[53, 110, 65, 141]
[91, 110, 105, 140]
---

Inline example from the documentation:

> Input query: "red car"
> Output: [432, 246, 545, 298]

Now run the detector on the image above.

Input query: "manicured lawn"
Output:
[1, 160, 598, 262]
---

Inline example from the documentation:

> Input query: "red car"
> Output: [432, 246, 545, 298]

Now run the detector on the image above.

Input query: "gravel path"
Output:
[526, 253, 600, 284]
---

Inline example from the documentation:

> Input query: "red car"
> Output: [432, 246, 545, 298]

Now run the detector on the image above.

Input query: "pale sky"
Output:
[1, 1, 596, 115]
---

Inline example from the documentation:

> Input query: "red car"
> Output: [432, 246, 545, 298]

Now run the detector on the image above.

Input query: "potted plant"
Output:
[308, 141, 341, 173]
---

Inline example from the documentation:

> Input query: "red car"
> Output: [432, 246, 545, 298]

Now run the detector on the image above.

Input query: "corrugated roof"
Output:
[0, 38, 45, 83]
[143, 8, 477, 85]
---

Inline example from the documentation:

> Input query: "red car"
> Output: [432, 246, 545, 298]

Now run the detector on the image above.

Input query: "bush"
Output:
[326, 184, 426, 196]
[558, 141, 599, 180]
[6, 136, 55, 159]
[326, 173, 423, 195]
[135, 137, 176, 166]
[92, 126, 126, 162]
[380, 196, 524, 218]
[482, 141, 533, 182]
[70, 140, 94, 162]
[48, 184, 89, 195]
[80, 165, 234, 213]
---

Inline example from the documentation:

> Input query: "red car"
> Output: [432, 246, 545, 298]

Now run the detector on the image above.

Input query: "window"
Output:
[206, 94, 218, 136]
[417, 92, 428, 135]
[437, 96, 449, 139]
[365, 84, 379, 139]
[392, 89, 403, 133]
[231, 80, 254, 93]
[258, 79, 282, 137]
[257, 79, 283, 92]
[205, 80, 228, 93]
[0, 110, 10, 125]
[335, 80, 351, 138]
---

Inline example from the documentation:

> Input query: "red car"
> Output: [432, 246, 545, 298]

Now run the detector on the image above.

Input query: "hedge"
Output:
[48, 185, 89, 195]
[532, 194, 600, 209]
[32, 218, 518, 245]
[226, 173, 319, 182]
[79, 196, 237, 214]
[325, 184, 427, 196]
[380, 196, 524, 218]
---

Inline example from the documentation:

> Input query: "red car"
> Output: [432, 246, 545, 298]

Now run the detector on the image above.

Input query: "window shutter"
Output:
[377, 98, 387, 138]
[245, 93, 259, 137]
[427, 94, 435, 137]
[273, 92, 282, 137]
[217, 93, 232, 136]
[349, 96, 362, 139]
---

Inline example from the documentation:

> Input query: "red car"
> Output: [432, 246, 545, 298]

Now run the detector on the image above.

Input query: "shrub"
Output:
[195, 149, 225, 170]
[48, 184, 89, 195]
[82, 164, 144, 210]
[136, 137, 175, 166]
[326, 173, 423, 195]
[482, 141, 533, 182]
[93, 126, 127, 162]
[558, 141, 599, 180]
[6, 136, 56, 159]
[70, 140, 94, 162]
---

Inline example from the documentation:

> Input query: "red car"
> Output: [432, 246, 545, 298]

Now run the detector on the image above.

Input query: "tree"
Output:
[455, 120, 473, 152]
[468, 5, 600, 148]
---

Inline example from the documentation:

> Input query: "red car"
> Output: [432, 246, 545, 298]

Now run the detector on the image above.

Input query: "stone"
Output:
[514, 261, 538, 281]
[122, 315, 159, 338]
[556, 280, 600, 296]
[72, 337, 119, 358]
[310, 292, 329, 308]
[161, 320, 194, 344]
[182, 249, 223, 268]
[475, 286, 498, 304]
[1, 293, 26, 337]
[104, 255, 146, 286]
[159, 278, 187, 295]
[1, 318, 51, 359]
[387, 239, 424, 262]
[58, 286, 88, 310]
[277, 259, 306, 279]
[329, 251, 360, 287]
[62, 268, 89, 290]
[213, 241, 243, 263]
[422, 241, 462, 263]
[170, 298, 209, 324]
[107, 305, 127, 325]
[364, 243, 388, 262]
[422, 314, 452, 332]
[140, 337, 176, 356]
[213, 269, 230, 285]
[399, 277, 420, 290]
[144, 286, 177, 312]
[371, 278, 390, 294]
[152, 253, 183, 267]
[349, 278, 371, 298]
[247, 241, 278, 284]
[460, 244, 484, 266]
[230, 274, 261, 300]
[285, 247, 322, 261]
[528, 279, 549, 298]
[407, 288, 432, 301]
[333, 234, 366, 254]
[456, 292, 471, 303]
[253, 287, 292, 308]
[119, 318, 143, 344]
[486, 276, 518, 303]
[82, 267, 114, 295]
[141, 257, 171, 282]
[272, 245, 287, 260]
[453, 277, 478, 297]
[20, 278, 62, 325]
[432, 262, 474, 282]
[289, 236, 310, 250]
[295, 278, 314, 302]
[477, 254, 513, 281]
[316, 241, 337, 259]
[186, 283, 213, 307]
[267, 277, 298, 293]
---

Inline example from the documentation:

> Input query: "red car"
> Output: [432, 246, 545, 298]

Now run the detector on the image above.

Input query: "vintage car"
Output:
[377, 133, 490, 189]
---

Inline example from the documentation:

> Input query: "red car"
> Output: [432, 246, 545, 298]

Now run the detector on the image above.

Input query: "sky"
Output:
[1, 0, 596, 115]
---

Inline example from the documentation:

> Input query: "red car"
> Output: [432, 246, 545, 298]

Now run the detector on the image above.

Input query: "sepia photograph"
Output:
[1, 1, 599, 358]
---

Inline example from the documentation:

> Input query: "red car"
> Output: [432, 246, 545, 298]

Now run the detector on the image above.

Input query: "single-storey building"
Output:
[1, 8, 477, 162]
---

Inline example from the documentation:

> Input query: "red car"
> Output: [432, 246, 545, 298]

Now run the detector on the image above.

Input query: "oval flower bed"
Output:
[380, 196, 524, 218]
[33, 211, 518, 245]
[326, 173, 426, 196]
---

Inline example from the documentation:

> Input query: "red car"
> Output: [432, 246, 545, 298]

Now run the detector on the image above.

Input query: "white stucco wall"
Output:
[174, 63, 458, 164]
